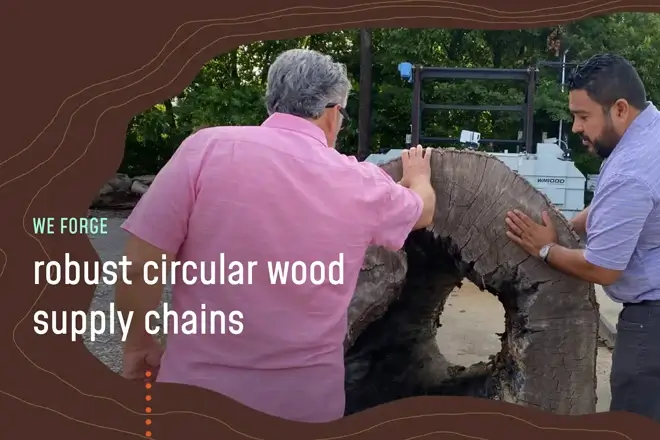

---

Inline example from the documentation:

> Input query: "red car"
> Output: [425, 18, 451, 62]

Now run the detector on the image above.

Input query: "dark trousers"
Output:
[610, 301, 660, 422]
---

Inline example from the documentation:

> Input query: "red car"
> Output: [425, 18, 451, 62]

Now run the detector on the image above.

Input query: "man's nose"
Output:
[571, 120, 581, 134]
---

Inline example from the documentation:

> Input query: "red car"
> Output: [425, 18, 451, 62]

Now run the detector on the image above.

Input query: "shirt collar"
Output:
[261, 112, 328, 148]
[617, 101, 659, 145]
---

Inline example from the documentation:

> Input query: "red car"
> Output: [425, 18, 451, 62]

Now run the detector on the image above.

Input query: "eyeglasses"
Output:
[325, 103, 350, 129]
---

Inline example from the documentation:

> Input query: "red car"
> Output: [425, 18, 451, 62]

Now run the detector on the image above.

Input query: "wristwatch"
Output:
[539, 243, 556, 262]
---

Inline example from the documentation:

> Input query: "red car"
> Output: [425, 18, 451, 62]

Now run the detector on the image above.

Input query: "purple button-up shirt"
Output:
[585, 102, 660, 303]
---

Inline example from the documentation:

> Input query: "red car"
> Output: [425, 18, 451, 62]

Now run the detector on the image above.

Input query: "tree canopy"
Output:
[122, 13, 660, 179]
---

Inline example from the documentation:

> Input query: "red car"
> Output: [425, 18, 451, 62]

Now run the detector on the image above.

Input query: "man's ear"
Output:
[328, 105, 341, 131]
[315, 107, 331, 131]
[613, 98, 629, 119]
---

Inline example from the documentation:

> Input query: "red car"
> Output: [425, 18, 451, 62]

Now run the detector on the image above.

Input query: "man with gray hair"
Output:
[116, 48, 436, 423]
[265, 48, 351, 149]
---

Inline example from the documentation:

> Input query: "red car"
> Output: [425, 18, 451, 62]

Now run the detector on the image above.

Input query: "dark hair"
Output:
[567, 53, 647, 111]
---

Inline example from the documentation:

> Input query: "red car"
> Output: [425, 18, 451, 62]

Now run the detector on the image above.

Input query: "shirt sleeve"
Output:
[121, 140, 198, 256]
[584, 173, 655, 271]
[359, 162, 424, 251]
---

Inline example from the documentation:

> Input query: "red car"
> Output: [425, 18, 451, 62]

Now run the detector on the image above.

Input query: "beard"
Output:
[579, 119, 621, 159]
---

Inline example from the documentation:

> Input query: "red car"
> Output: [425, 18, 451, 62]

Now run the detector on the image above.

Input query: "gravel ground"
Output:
[83, 209, 171, 373]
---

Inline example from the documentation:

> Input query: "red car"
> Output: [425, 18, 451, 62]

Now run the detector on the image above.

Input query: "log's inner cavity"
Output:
[345, 228, 536, 415]
[435, 280, 504, 368]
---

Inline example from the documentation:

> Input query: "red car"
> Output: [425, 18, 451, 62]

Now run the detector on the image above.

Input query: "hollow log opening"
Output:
[344, 149, 599, 416]
[435, 280, 505, 368]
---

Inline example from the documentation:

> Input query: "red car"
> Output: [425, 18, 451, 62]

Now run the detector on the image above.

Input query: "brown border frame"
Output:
[1, 1, 660, 438]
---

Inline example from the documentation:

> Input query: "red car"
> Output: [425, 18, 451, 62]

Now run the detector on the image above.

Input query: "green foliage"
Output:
[121, 13, 660, 178]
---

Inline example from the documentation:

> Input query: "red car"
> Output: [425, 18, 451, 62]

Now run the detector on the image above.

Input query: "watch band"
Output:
[543, 243, 556, 262]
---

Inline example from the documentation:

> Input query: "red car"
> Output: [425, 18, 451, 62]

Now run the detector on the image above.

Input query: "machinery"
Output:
[364, 62, 586, 220]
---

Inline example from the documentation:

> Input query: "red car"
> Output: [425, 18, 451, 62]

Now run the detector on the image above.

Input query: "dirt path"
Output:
[437, 281, 612, 412]
[85, 210, 612, 412]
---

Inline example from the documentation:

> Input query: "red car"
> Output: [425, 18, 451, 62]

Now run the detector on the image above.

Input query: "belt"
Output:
[624, 299, 660, 306]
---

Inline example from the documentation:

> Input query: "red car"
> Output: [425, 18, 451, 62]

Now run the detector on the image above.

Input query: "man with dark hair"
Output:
[567, 53, 649, 159]
[503, 53, 660, 420]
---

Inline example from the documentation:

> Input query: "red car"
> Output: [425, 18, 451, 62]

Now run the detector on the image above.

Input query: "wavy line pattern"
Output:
[0, 1, 658, 439]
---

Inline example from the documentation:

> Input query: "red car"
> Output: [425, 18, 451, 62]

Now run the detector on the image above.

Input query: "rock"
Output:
[91, 173, 148, 209]
[130, 180, 150, 196]
[107, 173, 132, 192]
[133, 175, 155, 185]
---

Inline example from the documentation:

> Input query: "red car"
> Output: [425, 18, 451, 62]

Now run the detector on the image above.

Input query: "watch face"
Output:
[539, 245, 548, 258]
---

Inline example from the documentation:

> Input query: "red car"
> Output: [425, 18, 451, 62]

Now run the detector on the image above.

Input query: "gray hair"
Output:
[265, 49, 351, 119]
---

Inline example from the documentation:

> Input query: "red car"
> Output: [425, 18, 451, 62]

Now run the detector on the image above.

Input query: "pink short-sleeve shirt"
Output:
[121, 113, 423, 422]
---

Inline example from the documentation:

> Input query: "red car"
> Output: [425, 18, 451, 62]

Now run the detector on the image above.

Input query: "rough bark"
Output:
[344, 148, 598, 416]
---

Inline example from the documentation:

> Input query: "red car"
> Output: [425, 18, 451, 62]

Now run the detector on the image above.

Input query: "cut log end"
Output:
[345, 149, 597, 416]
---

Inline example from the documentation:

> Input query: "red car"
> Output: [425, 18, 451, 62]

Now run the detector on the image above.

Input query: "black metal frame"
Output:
[410, 66, 538, 153]
[535, 60, 579, 69]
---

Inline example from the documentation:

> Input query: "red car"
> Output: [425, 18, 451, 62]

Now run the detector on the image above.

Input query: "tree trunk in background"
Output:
[163, 99, 177, 130]
[344, 148, 598, 416]
[357, 29, 372, 161]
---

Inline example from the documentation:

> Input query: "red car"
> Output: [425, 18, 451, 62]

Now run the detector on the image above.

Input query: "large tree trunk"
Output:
[344, 149, 598, 416]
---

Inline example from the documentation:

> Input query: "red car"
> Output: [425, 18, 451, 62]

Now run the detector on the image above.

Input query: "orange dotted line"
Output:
[145, 370, 153, 438]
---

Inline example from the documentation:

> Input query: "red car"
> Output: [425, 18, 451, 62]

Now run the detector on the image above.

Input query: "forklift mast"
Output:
[398, 63, 539, 154]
